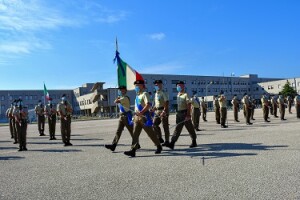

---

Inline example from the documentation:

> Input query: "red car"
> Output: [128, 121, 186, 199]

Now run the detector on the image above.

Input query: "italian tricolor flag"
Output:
[115, 51, 144, 90]
[44, 83, 50, 101]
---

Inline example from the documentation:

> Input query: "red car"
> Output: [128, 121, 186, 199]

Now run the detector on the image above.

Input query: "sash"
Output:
[135, 96, 153, 126]
[118, 103, 133, 126]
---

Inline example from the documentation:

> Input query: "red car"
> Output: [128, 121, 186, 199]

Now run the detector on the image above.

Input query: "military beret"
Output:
[176, 81, 185, 85]
[134, 80, 145, 85]
[153, 80, 163, 84]
[61, 94, 66, 97]
[118, 85, 127, 90]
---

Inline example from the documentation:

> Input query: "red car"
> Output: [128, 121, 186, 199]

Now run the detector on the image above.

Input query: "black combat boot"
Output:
[104, 144, 116, 151]
[155, 145, 162, 154]
[124, 149, 136, 157]
[166, 141, 175, 150]
[159, 138, 164, 143]
[162, 141, 170, 146]
[189, 139, 197, 148]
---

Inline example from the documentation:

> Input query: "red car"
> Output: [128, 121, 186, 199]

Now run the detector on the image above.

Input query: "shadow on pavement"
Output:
[30, 149, 82, 153]
[0, 156, 25, 161]
[137, 143, 288, 159]
[0, 146, 18, 150]
[0, 140, 13, 143]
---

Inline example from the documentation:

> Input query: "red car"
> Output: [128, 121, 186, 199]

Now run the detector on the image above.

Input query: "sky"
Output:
[0, 0, 300, 90]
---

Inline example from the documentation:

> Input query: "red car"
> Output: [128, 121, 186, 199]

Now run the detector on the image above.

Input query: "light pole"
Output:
[83, 98, 86, 116]
[205, 81, 213, 101]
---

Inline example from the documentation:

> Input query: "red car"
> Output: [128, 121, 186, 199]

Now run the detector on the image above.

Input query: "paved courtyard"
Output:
[0, 109, 299, 200]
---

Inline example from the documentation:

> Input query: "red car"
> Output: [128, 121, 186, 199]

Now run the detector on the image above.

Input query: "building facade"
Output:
[2, 73, 297, 122]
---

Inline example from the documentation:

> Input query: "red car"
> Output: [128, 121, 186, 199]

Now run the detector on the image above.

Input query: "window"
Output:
[171, 80, 179, 84]
[1, 96, 4, 101]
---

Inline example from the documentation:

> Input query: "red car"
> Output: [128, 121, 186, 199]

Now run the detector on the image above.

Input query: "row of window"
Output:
[0, 94, 70, 101]
[144, 79, 250, 86]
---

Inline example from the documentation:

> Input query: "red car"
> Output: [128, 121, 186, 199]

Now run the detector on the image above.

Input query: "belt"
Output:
[193, 107, 200, 109]
[156, 107, 164, 110]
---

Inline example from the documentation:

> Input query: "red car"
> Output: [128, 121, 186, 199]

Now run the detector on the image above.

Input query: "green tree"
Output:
[279, 81, 297, 98]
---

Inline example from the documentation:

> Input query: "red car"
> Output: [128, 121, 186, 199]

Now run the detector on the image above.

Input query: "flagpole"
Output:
[43, 81, 46, 106]
[116, 37, 118, 52]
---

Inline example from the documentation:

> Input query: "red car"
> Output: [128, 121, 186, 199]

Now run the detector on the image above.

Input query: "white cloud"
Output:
[0, 0, 78, 32]
[148, 33, 166, 41]
[0, 0, 127, 64]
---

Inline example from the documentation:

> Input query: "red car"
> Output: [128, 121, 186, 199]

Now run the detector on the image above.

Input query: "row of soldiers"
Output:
[6, 94, 73, 151]
[105, 79, 300, 157]
[230, 93, 300, 125]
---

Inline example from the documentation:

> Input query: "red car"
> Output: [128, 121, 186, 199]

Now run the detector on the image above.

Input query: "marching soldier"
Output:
[191, 92, 201, 131]
[6, 102, 15, 140]
[242, 93, 252, 125]
[213, 95, 221, 124]
[14, 99, 28, 151]
[295, 94, 300, 118]
[287, 96, 293, 114]
[261, 94, 270, 122]
[35, 100, 45, 136]
[166, 81, 197, 150]
[231, 94, 240, 122]
[152, 80, 170, 146]
[201, 97, 208, 122]
[124, 80, 162, 157]
[45, 98, 57, 140]
[105, 86, 135, 151]
[57, 94, 73, 146]
[271, 95, 278, 118]
[277, 95, 286, 120]
[218, 92, 228, 128]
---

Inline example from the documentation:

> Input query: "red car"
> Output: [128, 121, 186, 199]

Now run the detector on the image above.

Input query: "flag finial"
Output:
[116, 37, 118, 52]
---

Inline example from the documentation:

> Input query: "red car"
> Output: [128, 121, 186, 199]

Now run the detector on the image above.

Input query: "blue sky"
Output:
[1, 0, 300, 90]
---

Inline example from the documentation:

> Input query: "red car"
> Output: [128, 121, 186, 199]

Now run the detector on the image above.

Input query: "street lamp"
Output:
[205, 81, 213, 101]
[83, 98, 86, 116]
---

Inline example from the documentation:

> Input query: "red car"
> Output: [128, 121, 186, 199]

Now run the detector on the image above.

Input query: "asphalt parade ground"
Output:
[0, 109, 299, 200]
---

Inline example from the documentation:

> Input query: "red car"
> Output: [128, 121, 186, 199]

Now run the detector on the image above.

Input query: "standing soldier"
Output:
[166, 81, 197, 150]
[261, 94, 270, 122]
[6, 102, 15, 140]
[57, 94, 73, 146]
[35, 100, 45, 136]
[45, 98, 57, 140]
[271, 95, 278, 118]
[218, 93, 228, 128]
[191, 92, 201, 131]
[213, 95, 221, 124]
[294, 94, 300, 118]
[277, 95, 286, 120]
[152, 80, 170, 146]
[269, 96, 273, 116]
[287, 96, 293, 114]
[11, 100, 18, 144]
[231, 94, 240, 122]
[105, 86, 135, 151]
[201, 97, 208, 122]
[242, 93, 252, 125]
[250, 96, 256, 120]
[124, 80, 162, 157]
[14, 99, 28, 151]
